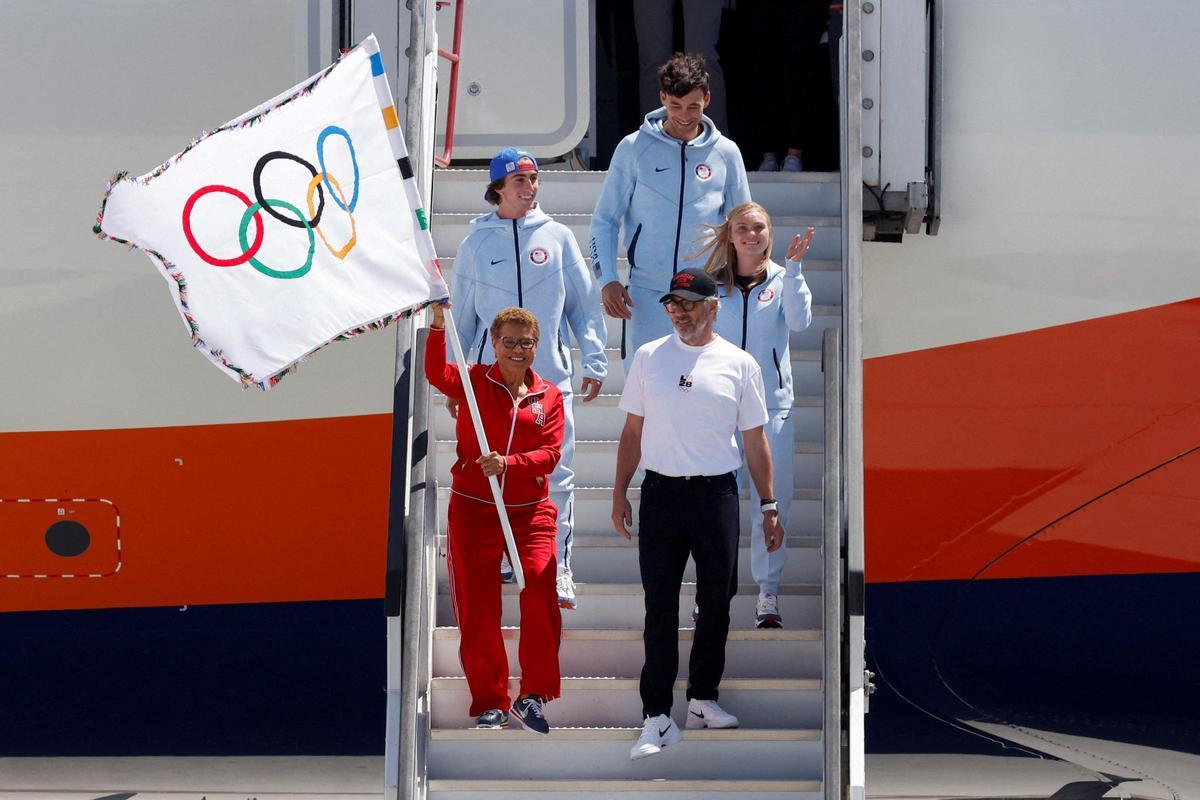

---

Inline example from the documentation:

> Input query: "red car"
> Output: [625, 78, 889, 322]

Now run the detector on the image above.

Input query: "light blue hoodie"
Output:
[713, 259, 812, 411]
[450, 206, 607, 387]
[589, 108, 752, 294]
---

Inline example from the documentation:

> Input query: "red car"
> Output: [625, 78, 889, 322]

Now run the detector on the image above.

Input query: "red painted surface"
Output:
[0, 414, 392, 613]
[865, 299, 1200, 584]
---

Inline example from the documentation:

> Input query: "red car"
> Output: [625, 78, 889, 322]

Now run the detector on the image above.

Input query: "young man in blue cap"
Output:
[447, 147, 608, 609]
[589, 52, 752, 365]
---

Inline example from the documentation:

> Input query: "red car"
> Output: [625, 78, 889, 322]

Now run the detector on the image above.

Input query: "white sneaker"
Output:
[757, 153, 780, 172]
[781, 153, 803, 172]
[755, 592, 783, 628]
[556, 572, 577, 610]
[685, 698, 739, 729]
[499, 555, 515, 584]
[630, 714, 683, 760]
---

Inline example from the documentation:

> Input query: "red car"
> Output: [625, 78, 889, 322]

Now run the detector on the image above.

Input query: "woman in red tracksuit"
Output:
[426, 302, 565, 734]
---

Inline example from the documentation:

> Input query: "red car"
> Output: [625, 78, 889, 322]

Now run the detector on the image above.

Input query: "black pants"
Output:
[638, 470, 740, 718]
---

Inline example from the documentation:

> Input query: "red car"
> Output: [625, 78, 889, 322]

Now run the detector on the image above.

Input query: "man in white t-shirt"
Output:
[612, 268, 784, 760]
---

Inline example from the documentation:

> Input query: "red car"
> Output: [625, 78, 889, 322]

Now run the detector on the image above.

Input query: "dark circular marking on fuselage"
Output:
[45, 520, 91, 557]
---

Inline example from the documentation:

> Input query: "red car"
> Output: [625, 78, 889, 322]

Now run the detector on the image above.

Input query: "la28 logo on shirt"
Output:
[531, 400, 546, 426]
[530, 247, 549, 265]
[695, 163, 712, 181]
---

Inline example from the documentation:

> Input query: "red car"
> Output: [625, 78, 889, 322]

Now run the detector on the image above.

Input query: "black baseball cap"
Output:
[659, 268, 717, 303]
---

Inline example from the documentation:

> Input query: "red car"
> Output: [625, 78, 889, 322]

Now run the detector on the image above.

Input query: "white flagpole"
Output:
[359, 36, 525, 590]
[441, 306, 527, 591]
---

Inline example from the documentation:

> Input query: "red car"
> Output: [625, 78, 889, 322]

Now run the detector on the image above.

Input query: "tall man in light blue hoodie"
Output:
[449, 148, 608, 610]
[589, 53, 752, 363]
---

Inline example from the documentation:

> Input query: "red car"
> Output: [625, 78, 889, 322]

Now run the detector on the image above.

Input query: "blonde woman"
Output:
[699, 202, 814, 627]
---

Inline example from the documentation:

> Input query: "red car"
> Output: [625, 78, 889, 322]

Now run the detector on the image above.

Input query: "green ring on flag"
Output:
[238, 199, 316, 280]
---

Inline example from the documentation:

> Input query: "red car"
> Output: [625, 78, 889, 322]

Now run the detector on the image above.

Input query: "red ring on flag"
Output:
[182, 185, 264, 267]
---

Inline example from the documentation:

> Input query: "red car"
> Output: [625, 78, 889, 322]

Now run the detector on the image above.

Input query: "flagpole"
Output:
[358, 36, 525, 591]
[441, 306, 527, 590]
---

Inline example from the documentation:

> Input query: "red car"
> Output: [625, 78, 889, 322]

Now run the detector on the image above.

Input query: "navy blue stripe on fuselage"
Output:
[865, 572, 1200, 758]
[0, 599, 385, 756]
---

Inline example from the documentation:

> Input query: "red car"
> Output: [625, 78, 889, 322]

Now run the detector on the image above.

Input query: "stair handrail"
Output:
[388, 326, 437, 800]
[433, 0, 466, 168]
[821, 326, 844, 800]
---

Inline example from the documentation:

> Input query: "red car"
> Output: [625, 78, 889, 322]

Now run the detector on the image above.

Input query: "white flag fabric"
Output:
[96, 35, 447, 389]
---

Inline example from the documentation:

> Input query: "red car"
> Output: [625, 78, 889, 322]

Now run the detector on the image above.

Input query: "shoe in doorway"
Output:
[685, 698, 739, 729]
[500, 555, 515, 584]
[512, 695, 550, 735]
[691, 605, 700, 624]
[557, 572, 578, 610]
[756, 592, 783, 628]
[474, 708, 509, 729]
[781, 153, 803, 172]
[757, 152, 780, 172]
[630, 714, 683, 760]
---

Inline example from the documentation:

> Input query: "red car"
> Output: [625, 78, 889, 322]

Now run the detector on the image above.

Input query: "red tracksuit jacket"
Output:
[425, 327, 565, 505]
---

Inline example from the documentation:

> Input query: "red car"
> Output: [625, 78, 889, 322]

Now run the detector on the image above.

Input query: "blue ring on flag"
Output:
[316, 126, 360, 213]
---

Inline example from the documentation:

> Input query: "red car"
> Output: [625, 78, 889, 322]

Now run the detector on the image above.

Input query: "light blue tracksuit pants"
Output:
[737, 408, 794, 594]
[550, 382, 576, 577]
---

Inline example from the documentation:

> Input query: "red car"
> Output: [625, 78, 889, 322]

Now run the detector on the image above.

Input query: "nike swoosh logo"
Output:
[490, 259, 504, 265]
[655, 167, 669, 172]
[659, 724, 672, 735]
[689, 710, 704, 718]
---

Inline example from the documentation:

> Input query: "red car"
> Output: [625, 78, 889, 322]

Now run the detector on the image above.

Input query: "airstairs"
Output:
[400, 165, 846, 800]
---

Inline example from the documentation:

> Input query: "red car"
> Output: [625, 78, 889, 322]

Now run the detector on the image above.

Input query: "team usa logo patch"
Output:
[678, 374, 693, 392]
[695, 163, 712, 181]
[531, 400, 546, 426]
[529, 247, 549, 265]
[757, 287, 775, 302]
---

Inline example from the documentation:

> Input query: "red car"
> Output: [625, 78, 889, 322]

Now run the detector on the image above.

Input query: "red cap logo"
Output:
[673, 272, 696, 288]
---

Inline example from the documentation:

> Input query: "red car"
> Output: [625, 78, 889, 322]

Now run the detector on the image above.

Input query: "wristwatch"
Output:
[760, 499, 778, 514]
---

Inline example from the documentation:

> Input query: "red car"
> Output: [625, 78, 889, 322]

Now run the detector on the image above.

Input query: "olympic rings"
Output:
[253, 151, 324, 229]
[182, 185, 264, 267]
[238, 199, 315, 280]
[316, 126, 360, 212]
[180, 125, 361, 279]
[307, 173, 357, 259]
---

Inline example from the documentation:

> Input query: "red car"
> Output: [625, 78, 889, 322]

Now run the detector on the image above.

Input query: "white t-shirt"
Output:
[620, 333, 769, 477]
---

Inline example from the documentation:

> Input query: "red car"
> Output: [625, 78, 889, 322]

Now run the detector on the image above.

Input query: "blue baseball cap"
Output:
[489, 147, 538, 183]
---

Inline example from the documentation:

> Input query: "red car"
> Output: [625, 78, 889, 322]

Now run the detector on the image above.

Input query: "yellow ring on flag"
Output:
[307, 173, 358, 260]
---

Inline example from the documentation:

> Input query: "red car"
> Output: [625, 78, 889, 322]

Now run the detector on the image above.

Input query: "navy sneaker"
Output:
[511, 695, 550, 735]
[474, 708, 509, 728]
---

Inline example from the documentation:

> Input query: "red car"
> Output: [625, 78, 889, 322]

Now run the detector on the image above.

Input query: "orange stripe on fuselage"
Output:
[0, 414, 392, 613]
[865, 298, 1200, 584]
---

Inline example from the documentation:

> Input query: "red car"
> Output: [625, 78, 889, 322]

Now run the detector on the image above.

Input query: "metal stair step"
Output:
[431, 167, 842, 217]
[435, 256, 843, 306]
[434, 532, 825, 583]
[432, 627, 823, 679]
[432, 392, 826, 441]
[430, 213, 843, 264]
[435, 489, 824, 545]
[427, 347, 825, 395]
[434, 488, 825, 548]
[434, 438, 824, 489]
[427, 727, 822, 781]
[428, 778, 822, 800]
[435, 581, 823, 630]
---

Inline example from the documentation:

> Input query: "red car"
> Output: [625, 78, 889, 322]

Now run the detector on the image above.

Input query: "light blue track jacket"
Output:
[713, 259, 812, 411]
[450, 206, 607, 387]
[589, 109, 752, 293]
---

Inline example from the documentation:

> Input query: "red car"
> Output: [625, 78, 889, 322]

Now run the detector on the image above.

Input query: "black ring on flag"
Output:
[253, 151, 325, 229]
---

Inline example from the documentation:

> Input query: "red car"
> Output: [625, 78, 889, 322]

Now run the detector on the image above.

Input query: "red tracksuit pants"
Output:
[447, 492, 562, 717]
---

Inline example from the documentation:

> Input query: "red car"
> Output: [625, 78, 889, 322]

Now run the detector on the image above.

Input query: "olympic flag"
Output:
[95, 35, 448, 389]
